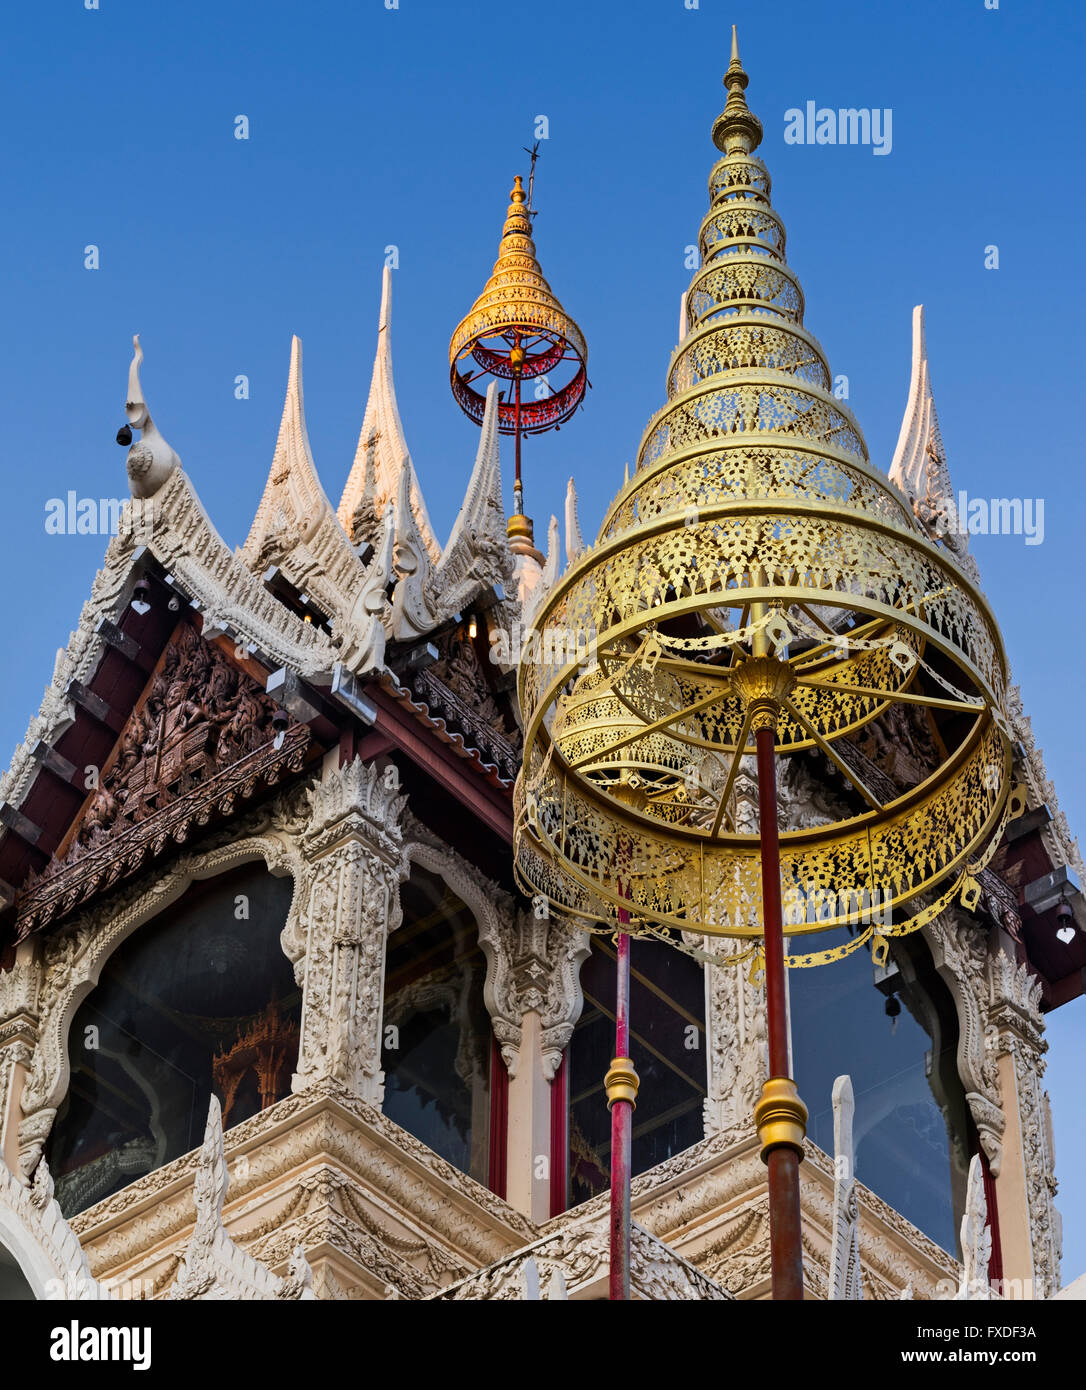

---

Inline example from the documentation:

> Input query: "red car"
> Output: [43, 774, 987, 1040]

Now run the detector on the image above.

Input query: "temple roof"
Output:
[236, 277, 517, 655]
[0, 316, 525, 943]
[0, 108, 1081, 1003]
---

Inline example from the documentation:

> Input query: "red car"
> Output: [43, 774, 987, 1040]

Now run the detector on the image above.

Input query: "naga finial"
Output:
[122, 333, 180, 499]
[126, 333, 147, 429]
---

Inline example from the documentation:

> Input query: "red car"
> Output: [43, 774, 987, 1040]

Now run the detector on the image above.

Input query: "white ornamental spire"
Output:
[520, 513, 560, 626]
[955, 1155, 993, 1301]
[124, 335, 181, 499]
[828, 1075, 863, 1301]
[564, 476, 584, 564]
[389, 453, 440, 639]
[433, 381, 513, 613]
[241, 335, 333, 566]
[889, 306, 979, 583]
[337, 267, 441, 562]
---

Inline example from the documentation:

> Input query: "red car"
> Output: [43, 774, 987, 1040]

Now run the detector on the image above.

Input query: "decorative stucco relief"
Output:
[0, 1156, 107, 1300]
[291, 758, 408, 1105]
[70, 1080, 536, 1293]
[402, 812, 588, 1081]
[437, 1218, 731, 1301]
[167, 1097, 314, 1301]
[700, 934, 766, 1135]
[987, 949, 1061, 1295]
[16, 788, 311, 1177]
[924, 909, 1005, 1175]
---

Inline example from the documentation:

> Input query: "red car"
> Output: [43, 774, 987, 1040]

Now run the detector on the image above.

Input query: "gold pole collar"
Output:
[754, 1076, 808, 1161]
[604, 1056, 640, 1110]
[732, 655, 797, 733]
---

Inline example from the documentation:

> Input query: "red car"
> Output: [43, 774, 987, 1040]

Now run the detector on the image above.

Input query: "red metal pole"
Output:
[513, 354, 523, 493]
[549, 1053, 569, 1218]
[487, 1033, 509, 1200]
[608, 918, 635, 1301]
[755, 722, 805, 1301]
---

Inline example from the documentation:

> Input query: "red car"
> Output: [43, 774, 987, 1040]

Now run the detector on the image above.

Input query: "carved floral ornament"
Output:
[438, 1220, 729, 1302]
[402, 817, 590, 1081]
[0, 1098, 313, 1301]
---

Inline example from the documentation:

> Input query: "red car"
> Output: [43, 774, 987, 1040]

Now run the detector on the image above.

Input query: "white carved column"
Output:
[704, 938, 765, 1136]
[0, 938, 41, 1174]
[986, 949, 1061, 1296]
[479, 904, 589, 1221]
[924, 912, 1006, 1177]
[504, 1011, 553, 1222]
[703, 764, 768, 1137]
[292, 754, 407, 1105]
[828, 1074, 862, 1299]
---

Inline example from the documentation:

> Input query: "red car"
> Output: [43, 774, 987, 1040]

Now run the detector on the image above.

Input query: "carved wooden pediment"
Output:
[408, 630, 520, 781]
[16, 620, 310, 938]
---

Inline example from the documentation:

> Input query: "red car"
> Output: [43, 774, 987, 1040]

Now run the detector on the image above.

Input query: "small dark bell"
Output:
[116, 424, 133, 446]
[271, 706, 289, 750]
[884, 996, 901, 1019]
[130, 578, 152, 615]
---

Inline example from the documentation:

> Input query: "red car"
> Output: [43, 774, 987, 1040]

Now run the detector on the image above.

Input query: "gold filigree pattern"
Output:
[513, 48, 1013, 963]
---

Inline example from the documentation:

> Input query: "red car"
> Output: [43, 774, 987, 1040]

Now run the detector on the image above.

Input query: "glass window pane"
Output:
[790, 935, 969, 1256]
[382, 867, 491, 1185]
[45, 863, 299, 1217]
[568, 936, 706, 1206]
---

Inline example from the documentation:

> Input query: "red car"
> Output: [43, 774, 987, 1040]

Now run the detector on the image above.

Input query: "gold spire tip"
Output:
[713, 24, 762, 155]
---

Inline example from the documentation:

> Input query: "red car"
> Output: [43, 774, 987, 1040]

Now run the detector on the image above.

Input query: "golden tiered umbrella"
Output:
[513, 29, 1019, 1299]
[450, 170, 588, 549]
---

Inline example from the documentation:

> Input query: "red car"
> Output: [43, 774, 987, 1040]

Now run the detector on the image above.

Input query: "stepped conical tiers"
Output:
[450, 175, 587, 437]
[513, 38, 1018, 964]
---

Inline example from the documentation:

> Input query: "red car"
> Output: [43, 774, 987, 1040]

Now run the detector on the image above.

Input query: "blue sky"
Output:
[1, 0, 1084, 1282]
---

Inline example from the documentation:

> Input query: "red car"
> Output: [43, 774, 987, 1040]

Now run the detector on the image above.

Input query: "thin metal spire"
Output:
[714, 24, 763, 154]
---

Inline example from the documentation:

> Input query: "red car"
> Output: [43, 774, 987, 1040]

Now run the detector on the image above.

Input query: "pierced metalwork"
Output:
[513, 47, 1015, 965]
[449, 176, 587, 438]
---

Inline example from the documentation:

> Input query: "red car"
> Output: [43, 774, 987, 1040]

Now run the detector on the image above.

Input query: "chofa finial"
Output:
[713, 25, 763, 155]
[122, 334, 180, 500]
[126, 333, 145, 424]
